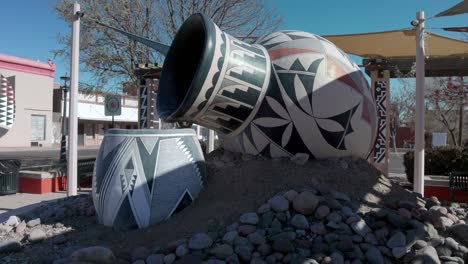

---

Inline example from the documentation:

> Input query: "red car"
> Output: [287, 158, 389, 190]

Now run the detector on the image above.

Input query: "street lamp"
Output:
[59, 75, 70, 163]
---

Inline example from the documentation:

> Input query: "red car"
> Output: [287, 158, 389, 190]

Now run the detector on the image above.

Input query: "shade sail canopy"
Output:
[323, 29, 468, 58]
[435, 0, 468, 17]
[443, 27, 468, 32]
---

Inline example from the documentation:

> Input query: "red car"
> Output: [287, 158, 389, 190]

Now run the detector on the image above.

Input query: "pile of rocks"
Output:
[2, 186, 468, 264]
[49, 189, 467, 264]
[0, 194, 95, 261]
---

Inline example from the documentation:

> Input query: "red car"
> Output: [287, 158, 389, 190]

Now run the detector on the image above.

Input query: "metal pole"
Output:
[413, 10, 425, 195]
[207, 129, 215, 153]
[67, 2, 81, 197]
[458, 76, 464, 146]
[60, 89, 68, 162]
[111, 115, 115, 129]
[196, 125, 201, 139]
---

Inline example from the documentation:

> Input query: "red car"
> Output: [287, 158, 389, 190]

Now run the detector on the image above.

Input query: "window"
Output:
[31, 115, 46, 141]
[85, 123, 95, 139]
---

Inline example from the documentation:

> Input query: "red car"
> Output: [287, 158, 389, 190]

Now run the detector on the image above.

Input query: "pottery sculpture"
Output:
[156, 14, 377, 159]
[92, 129, 205, 229]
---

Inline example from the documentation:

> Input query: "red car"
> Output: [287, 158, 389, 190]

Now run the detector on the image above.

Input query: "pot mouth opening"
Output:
[157, 14, 210, 121]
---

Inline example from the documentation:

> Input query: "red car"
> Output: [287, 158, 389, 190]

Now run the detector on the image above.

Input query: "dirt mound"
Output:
[2, 149, 422, 262]
[102, 150, 420, 257]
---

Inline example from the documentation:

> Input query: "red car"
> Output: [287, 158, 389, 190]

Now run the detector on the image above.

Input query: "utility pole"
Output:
[458, 76, 465, 146]
[67, 2, 81, 197]
[413, 10, 425, 196]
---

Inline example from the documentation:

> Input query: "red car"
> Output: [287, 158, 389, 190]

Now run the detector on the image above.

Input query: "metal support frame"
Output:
[134, 63, 161, 129]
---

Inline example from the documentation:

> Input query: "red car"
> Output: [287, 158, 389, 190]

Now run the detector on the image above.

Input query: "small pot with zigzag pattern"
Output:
[92, 129, 205, 229]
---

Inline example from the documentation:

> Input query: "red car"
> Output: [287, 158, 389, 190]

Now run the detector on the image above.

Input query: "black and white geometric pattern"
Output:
[0, 74, 15, 137]
[92, 129, 205, 229]
[373, 80, 387, 164]
[222, 31, 377, 159]
[186, 24, 271, 135]
[138, 78, 148, 129]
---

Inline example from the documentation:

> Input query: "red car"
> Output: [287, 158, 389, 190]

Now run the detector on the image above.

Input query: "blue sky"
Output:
[0, 0, 466, 87]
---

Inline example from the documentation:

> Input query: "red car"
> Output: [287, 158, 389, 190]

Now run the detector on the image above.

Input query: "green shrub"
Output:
[404, 147, 468, 183]
[403, 151, 414, 182]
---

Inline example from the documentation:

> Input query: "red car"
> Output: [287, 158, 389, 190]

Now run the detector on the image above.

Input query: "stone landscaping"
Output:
[1, 152, 468, 263]
[1, 187, 468, 263]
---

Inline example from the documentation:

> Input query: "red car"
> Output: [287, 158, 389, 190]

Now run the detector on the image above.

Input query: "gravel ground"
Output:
[1, 149, 464, 264]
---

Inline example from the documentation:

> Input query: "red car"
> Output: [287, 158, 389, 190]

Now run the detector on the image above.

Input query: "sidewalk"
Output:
[0, 145, 98, 152]
[0, 145, 99, 160]
[0, 190, 90, 222]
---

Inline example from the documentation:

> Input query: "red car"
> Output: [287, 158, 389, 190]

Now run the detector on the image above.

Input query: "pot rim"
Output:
[157, 13, 216, 122]
[106, 128, 196, 136]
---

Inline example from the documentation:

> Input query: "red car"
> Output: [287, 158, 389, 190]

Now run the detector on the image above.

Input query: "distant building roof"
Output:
[0, 54, 55, 77]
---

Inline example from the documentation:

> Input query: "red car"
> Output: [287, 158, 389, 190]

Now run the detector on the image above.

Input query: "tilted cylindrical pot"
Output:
[157, 14, 377, 159]
[92, 129, 205, 229]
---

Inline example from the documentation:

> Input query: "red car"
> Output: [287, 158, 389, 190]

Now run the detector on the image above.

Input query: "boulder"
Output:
[268, 196, 289, 212]
[413, 246, 441, 264]
[0, 240, 21, 253]
[365, 246, 384, 264]
[28, 228, 47, 243]
[447, 224, 468, 247]
[351, 219, 372, 237]
[290, 214, 309, 229]
[239, 212, 259, 225]
[210, 244, 234, 259]
[292, 191, 319, 215]
[189, 233, 213, 250]
[70, 246, 116, 264]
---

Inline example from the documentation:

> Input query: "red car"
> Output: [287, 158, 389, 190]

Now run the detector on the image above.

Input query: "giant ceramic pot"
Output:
[92, 129, 205, 229]
[157, 14, 377, 159]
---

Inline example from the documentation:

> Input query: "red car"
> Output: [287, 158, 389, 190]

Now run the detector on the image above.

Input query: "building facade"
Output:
[0, 54, 55, 147]
[53, 90, 141, 146]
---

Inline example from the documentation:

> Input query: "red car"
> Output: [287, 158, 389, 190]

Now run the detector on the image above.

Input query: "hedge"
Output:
[404, 147, 468, 183]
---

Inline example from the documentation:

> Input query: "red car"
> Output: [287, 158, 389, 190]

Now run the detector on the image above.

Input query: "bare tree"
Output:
[54, 0, 282, 92]
[390, 79, 416, 149]
[426, 77, 466, 146]
[388, 102, 399, 151]
[156, 0, 281, 41]
[394, 79, 416, 126]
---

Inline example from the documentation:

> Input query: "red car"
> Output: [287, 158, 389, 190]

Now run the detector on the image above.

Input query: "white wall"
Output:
[0, 69, 54, 147]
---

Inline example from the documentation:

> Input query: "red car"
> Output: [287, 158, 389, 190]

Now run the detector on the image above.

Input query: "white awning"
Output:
[66, 102, 138, 122]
